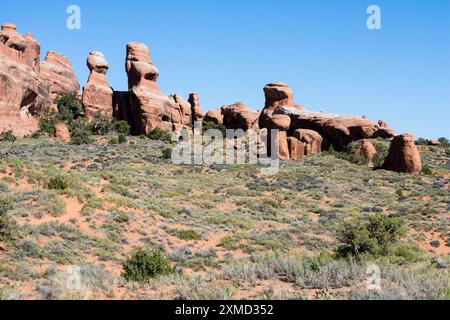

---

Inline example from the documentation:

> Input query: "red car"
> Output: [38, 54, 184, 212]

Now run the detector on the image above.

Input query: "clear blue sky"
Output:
[2, 0, 449, 138]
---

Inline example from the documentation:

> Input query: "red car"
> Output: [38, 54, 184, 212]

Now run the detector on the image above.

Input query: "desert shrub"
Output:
[169, 229, 202, 241]
[147, 128, 172, 142]
[437, 137, 449, 146]
[113, 121, 131, 135]
[118, 134, 127, 144]
[113, 212, 129, 223]
[55, 92, 83, 125]
[46, 176, 69, 191]
[202, 121, 226, 137]
[90, 112, 112, 135]
[108, 137, 118, 145]
[422, 163, 433, 175]
[395, 188, 405, 200]
[371, 139, 390, 168]
[326, 146, 367, 165]
[416, 138, 427, 146]
[0, 130, 16, 143]
[39, 109, 60, 136]
[336, 215, 405, 259]
[0, 197, 14, 241]
[123, 248, 173, 282]
[162, 148, 172, 159]
[70, 119, 94, 145]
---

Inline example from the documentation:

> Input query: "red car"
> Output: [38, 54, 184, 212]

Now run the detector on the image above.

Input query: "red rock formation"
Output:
[126, 42, 183, 134]
[0, 23, 49, 137]
[54, 123, 70, 142]
[382, 134, 422, 173]
[188, 93, 203, 125]
[40, 51, 80, 108]
[288, 136, 305, 160]
[350, 139, 377, 166]
[221, 102, 259, 131]
[426, 139, 439, 146]
[293, 129, 323, 156]
[204, 108, 223, 125]
[170, 94, 192, 127]
[82, 51, 113, 119]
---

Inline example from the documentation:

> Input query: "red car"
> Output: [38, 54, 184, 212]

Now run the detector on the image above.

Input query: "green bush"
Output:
[55, 92, 83, 125]
[336, 215, 405, 259]
[118, 134, 127, 144]
[123, 248, 173, 282]
[422, 163, 433, 175]
[202, 121, 226, 137]
[91, 112, 112, 135]
[46, 176, 69, 191]
[108, 137, 118, 145]
[39, 109, 60, 136]
[0, 197, 13, 241]
[0, 130, 16, 143]
[147, 128, 172, 142]
[162, 148, 172, 160]
[416, 138, 427, 146]
[70, 119, 94, 145]
[169, 229, 202, 240]
[438, 137, 449, 146]
[326, 146, 367, 165]
[113, 121, 131, 136]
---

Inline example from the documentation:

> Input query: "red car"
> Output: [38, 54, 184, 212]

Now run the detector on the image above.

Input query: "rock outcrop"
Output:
[126, 42, 186, 134]
[349, 139, 377, 166]
[0, 23, 49, 136]
[382, 134, 422, 173]
[204, 108, 223, 125]
[188, 93, 203, 125]
[293, 129, 323, 156]
[40, 51, 80, 107]
[54, 123, 70, 142]
[222, 102, 259, 131]
[82, 51, 113, 119]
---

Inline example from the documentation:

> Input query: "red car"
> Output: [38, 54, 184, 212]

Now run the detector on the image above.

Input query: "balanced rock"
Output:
[82, 51, 113, 119]
[40, 51, 80, 107]
[221, 102, 259, 130]
[382, 134, 422, 173]
[204, 109, 223, 125]
[0, 23, 49, 137]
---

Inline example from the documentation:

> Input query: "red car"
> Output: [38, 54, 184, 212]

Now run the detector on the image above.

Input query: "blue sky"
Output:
[2, 0, 449, 138]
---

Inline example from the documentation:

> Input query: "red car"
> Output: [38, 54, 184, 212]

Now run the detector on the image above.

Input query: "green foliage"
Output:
[168, 229, 202, 240]
[90, 112, 131, 136]
[336, 215, 405, 259]
[422, 163, 433, 175]
[113, 213, 130, 224]
[202, 121, 226, 137]
[326, 145, 367, 165]
[123, 248, 173, 282]
[162, 148, 172, 160]
[108, 137, 118, 145]
[0, 130, 16, 143]
[46, 176, 69, 191]
[39, 109, 60, 136]
[147, 128, 172, 142]
[395, 188, 405, 200]
[437, 137, 449, 146]
[70, 119, 94, 145]
[113, 121, 131, 136]
[416, 138, 427, 146]
[0, 197, 14, 241]
[55, 93, 83, 125]
[371, 139, 390, 168]
[118, 134, 127, 144]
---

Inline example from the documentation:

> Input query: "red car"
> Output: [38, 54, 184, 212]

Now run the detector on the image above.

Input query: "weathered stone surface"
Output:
[125, 42, 181, 134]
[288, 136, 305, 160]
[0, 23, 49, 137]
[82, 51, 113, 119]
[188, 93, 203, 125]
[221, 102, 259, 130]
[293, 129, 323, 155]
[40, 51, 80, 107]
[204, 108, 223, 125]
[426, 139, 439, 146]
[382, 134, 422, 173]
[265, 114, 291, 131]
[170, 94, 192, 127]
[54, 123, 70, 142]
[259, 82, 303, 129]
[350, 139, 377, 166]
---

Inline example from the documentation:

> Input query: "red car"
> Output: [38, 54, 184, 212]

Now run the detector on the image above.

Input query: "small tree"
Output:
[123, 248, 173, 282]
